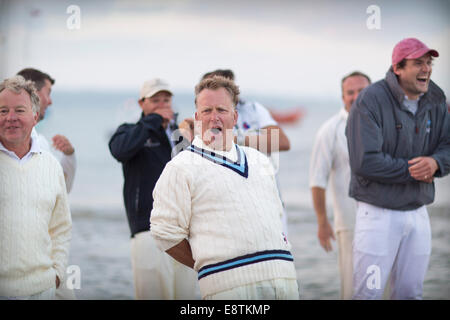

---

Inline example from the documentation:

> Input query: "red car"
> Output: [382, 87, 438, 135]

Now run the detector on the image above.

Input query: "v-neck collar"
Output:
[189, 136, 249, 178]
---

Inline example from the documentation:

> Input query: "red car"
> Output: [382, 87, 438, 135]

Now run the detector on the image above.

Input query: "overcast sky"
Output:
[1, 0, 449, 99]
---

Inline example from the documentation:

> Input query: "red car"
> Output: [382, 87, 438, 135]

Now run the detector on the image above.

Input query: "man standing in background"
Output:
[309, 71, 371, 299]
[17, 68, 77, 193]
[109, 78, 198, 299]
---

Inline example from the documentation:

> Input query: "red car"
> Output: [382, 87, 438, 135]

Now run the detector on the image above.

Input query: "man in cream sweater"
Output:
[0, 76, 72, 299]
[150, 76, 299, 299]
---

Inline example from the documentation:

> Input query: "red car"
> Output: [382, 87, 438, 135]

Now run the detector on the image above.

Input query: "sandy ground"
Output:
[67, 204, 449, 300]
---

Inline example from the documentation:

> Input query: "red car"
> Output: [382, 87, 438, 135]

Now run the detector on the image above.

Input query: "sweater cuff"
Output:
[151, 232, 185, 252]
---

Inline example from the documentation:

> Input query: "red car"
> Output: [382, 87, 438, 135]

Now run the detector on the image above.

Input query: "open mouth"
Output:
[417, 77, 428, 84]
[210, 127, 222, 134]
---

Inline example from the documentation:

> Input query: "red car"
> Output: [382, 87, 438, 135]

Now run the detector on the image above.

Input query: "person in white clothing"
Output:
[310, 71, 371, 299]
[180, 69, 291, 235]
[151, 76, 299, 300]
[18, 68, 76, 193]
[0, 75, 72, 299]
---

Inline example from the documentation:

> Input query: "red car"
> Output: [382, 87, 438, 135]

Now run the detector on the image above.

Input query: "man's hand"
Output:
[166, 239, 195, 268]
[408, 156, 438, 183]
[178, 118, 194, 142]
[311, 187, 335, 252]
[318, 220, 335, 252]
[52, 135, 75, 155]
[145, 105, 174, 128]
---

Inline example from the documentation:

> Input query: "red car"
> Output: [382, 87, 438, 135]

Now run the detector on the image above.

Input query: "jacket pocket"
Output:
[354, 204, 391, 256]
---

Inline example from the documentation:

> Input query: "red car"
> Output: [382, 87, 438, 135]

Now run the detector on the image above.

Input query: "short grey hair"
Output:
[0, 75, 40, 116]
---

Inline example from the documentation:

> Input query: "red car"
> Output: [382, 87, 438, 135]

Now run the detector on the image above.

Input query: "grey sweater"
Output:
[346, 68, 450, 210]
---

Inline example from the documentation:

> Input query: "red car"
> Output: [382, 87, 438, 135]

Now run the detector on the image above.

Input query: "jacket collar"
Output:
[385, 67, 408, 106]
[384, 67, 438, 114]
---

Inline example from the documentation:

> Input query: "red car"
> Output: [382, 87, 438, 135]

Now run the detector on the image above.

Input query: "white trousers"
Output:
[204, 279, 299, 300]
[130, 231, 199, 300]
[352, 202, 431, 300]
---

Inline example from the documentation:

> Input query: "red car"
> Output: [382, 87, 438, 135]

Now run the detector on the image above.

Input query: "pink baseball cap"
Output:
[392, 38, 439, 66]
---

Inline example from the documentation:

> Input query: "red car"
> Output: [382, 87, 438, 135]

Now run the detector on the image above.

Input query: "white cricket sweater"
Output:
[150, 137, 297, 298]
[0, 151, 72, 297]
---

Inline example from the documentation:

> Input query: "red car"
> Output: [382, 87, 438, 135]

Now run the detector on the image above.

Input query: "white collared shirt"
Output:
[309, 107, 356, 232]
[0, 135, 41, 165]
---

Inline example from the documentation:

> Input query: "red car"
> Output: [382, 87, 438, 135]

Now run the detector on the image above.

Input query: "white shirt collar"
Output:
[339, 107, 349, 121]
[192, 135, 238, 161]
[0, 134, 41, 163]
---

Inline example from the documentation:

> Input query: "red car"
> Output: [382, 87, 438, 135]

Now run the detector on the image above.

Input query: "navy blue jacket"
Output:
[109, 113, 186, 237]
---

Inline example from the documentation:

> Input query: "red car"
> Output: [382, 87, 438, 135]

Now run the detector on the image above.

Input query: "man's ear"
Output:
[392, 64, 401, 76]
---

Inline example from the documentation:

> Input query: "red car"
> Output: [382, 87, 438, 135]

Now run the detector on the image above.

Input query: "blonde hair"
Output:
[0, 75, 40, 116]
[195, 75, 240, 107]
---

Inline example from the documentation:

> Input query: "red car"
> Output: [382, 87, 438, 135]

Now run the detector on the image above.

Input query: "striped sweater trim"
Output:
[198, 250, 293, 280]
[187, 144, 249, 178]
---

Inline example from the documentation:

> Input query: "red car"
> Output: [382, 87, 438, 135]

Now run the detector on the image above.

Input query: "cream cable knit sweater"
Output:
[150, 137, 297, 298]
[0, 151, 72, 297]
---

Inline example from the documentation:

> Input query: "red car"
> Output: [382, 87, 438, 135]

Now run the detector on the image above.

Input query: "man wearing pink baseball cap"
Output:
[346, 38, 450, 299]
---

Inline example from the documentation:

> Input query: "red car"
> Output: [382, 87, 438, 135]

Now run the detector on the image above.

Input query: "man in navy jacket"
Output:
[109, 78, 198, 299]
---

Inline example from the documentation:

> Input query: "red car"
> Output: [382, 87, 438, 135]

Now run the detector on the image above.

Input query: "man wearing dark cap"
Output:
[346, 38, 450, 299]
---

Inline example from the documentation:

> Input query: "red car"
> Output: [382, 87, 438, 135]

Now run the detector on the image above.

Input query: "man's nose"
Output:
[422, 63, 432, 73]
[6, 110, 18, 121]
[210, 110, 219, 120]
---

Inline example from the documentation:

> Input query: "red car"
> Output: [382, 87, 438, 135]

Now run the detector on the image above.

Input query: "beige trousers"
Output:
[131, 231, 199, 300]
[336, 230, 354, 300]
